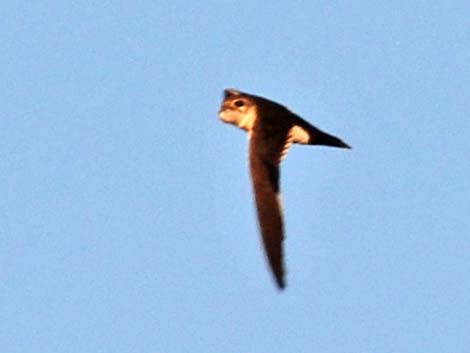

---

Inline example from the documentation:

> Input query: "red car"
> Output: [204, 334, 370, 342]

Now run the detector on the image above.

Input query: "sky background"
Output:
[1, 1, 469, 352]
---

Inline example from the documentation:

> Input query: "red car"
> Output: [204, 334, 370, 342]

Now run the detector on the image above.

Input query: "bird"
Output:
[219, 89, 351, 290]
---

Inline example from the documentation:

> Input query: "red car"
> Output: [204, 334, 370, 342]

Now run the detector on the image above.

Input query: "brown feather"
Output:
[249, 136, 285, 289]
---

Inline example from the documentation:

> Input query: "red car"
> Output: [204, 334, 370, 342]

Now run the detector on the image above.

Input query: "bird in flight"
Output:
[219, 89, 351, 290]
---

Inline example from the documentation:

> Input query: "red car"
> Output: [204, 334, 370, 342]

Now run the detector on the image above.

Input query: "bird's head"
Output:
[219, 89, 257, 131]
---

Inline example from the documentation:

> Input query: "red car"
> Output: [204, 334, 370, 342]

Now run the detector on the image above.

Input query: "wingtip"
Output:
[274, 275, 286, 291]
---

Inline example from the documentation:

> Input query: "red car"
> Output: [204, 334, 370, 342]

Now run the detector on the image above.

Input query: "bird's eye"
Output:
[234, 100, 244, 107]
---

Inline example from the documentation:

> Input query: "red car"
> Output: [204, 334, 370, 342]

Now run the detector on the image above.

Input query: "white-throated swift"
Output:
[219, 89, 350, 290]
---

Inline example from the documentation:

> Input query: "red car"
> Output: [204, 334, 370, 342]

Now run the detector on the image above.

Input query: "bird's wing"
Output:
[291, 115, 351, 148]
[249, 127, 288, 289]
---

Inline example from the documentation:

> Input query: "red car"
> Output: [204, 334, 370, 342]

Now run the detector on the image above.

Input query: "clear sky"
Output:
[1, 1, 469, 352]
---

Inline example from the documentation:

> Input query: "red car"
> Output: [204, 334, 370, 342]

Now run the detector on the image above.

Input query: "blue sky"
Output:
[1, 1, 469, 352]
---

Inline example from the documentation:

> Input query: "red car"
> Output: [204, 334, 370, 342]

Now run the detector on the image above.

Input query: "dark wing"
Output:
[249, 150, 285, 289]
[249, 121, 290, 289]
[291, 114, 351, 149]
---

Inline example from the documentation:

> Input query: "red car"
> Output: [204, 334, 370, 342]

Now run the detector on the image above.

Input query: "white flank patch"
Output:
[290, 125, 310, 144]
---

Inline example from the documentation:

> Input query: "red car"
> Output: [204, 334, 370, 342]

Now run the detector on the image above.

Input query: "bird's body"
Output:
[219, 89, 350, 289]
